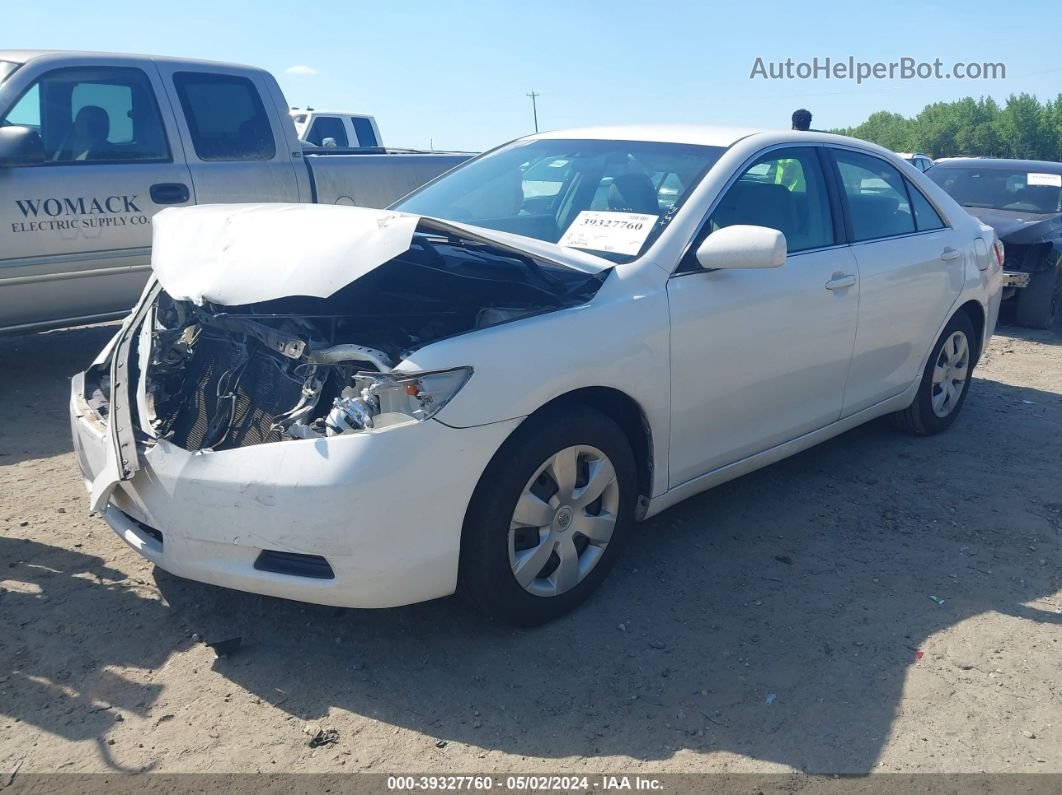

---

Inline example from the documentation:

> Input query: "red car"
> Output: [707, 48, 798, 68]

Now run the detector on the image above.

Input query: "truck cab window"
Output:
[351, 117, 378, 147]
[0, 66, 169, 163]
[173, 72, 276, 161]
[306, 116, 348, 148]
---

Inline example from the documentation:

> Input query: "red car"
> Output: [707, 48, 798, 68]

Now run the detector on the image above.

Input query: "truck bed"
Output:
[305, 151, 471, 208]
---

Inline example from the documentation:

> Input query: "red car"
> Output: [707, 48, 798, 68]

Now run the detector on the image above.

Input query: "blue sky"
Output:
[7, 0, 1062, 151]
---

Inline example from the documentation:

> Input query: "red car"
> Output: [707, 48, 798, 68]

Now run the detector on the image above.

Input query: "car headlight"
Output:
[325, 367, 473, 434]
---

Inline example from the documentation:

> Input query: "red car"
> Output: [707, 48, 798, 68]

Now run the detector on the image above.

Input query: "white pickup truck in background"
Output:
[0, 50, 472, 333]
[291, 109, 383, 149]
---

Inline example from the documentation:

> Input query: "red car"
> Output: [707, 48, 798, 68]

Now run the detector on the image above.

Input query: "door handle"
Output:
[940, 247, 962, 262]
[825, 273, 857, 291]
[150, 182, 190, 205]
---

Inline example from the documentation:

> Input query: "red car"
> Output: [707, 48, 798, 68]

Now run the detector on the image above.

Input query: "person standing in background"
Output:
[792, 109, 812, 131]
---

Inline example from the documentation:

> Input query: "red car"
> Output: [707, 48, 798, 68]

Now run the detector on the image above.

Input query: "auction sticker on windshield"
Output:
[558, 211, 658, 255]
[1027, 172, 1062, 187]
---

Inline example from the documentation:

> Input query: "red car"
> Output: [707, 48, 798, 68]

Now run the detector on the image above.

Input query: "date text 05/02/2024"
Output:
[386, 775, 664, 791]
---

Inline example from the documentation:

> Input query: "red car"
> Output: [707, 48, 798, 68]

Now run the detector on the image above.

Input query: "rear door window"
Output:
[351, 117, 378, 147]
[833, 149, 916, 241]
[172, 72, 275, 161]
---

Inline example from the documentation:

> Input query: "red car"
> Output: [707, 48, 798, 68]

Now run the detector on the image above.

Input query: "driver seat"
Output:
[57, 105, 112, 161]
[607, 174, 659, 214]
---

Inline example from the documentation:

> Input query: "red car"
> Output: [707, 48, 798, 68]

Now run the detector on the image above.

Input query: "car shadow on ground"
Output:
[0, 324, 118, 465]
[3, 326, 1059, 771]
[996, 303, 1062, 346]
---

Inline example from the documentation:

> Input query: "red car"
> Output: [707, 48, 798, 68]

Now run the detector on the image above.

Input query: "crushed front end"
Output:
[70, 210, 606, 608]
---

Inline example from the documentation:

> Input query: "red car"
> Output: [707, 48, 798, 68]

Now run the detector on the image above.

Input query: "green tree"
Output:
[918, 102, 960, 157]
[1038, 95, 1062, 161]
[833, 94, 1060, 161]
[952, 97, 1002, 157]
[996, 93, 1045, 158]
[835, 111, 914, 152]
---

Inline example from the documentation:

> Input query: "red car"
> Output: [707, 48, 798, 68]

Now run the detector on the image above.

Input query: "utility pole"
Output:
[526, 91, 540, 133]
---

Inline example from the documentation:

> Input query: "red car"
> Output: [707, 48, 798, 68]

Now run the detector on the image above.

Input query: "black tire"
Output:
[459, 404, 637, 626]
[892, 311, 977, 436]
[1015, 268, 1062, 329]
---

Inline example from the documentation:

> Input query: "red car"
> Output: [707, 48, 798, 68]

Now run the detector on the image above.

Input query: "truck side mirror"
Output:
[0, 126, 46, 166]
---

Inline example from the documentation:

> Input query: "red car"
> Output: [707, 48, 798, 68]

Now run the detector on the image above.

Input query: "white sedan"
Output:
[70, 126, 1004, 625]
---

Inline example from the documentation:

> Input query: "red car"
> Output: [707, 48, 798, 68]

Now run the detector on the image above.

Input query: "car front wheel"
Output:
[459, 405, 637, 626]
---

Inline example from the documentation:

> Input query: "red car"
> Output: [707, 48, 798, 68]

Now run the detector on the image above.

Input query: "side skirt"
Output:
[642, 382, 919, 521]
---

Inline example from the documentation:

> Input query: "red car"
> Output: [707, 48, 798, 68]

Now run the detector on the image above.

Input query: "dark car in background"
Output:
[928, 158, 1062, 328]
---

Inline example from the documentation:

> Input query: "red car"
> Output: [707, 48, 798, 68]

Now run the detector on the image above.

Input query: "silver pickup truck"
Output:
[0, 50, 470, 333]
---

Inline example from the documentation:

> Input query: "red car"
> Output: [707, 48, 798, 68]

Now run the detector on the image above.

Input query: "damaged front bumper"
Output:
[67, 203, 610, 609]
[69, 287, 521, 608]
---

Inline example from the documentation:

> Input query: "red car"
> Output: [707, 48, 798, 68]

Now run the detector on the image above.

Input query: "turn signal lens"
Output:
[352, 367, 473, 426]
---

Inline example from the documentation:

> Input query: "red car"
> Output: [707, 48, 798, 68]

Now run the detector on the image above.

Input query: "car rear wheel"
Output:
[1015, 267, 1062, 329]
[891, 311, 976, 436]
[459, 405, 636, 626]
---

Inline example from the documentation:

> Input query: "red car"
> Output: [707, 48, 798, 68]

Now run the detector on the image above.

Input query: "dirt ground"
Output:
[0, 312, 1059, 778]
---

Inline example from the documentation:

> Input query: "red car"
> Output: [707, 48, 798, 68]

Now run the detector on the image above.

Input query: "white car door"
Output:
[666, 146, 860, 487]
[827, 147, 964, 415]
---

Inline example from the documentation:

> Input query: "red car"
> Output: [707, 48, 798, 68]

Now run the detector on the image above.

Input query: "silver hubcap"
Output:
[508, 444, 620, 598]
[931, 330, 970, 418]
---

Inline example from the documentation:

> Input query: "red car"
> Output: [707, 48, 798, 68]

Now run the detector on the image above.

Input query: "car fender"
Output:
[400, 275, 672, 497]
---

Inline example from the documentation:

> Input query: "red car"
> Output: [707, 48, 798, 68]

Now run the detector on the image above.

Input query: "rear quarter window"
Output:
[907, 180, 946, 231]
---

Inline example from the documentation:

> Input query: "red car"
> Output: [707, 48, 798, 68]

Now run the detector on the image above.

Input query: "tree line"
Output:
[832, 94, 1062, 162]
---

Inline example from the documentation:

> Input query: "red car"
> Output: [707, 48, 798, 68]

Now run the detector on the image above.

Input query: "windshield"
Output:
[0, 60, 20, 85]
[928, 166, 1062, 214]
[395, 138, 725, 262]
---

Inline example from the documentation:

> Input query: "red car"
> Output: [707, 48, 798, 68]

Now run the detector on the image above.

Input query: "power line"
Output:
[527, 91, 540, 133]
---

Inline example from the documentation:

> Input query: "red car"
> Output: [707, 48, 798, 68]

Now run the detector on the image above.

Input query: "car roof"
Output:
[531, 125, 763, 147]
[0, 49, 261, 73]
[290, 110, 374, 119]
[529, 124, 870, 150]
[932, 157, 1062, 173]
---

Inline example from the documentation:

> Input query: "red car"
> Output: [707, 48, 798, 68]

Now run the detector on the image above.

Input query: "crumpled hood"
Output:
[151, 203, 610, 306]
[964, 206, 1062, 244]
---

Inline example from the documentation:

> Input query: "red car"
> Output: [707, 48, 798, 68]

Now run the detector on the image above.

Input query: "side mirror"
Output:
[0, 126, 45, 166]
[695, 224, 787, 270]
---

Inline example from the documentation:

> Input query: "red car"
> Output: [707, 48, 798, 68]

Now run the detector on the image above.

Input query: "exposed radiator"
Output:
[164, 331, 306, 451]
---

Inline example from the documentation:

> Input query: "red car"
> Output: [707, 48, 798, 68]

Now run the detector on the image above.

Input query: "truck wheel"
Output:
[459, 405, 637, 626]
[1015, 268, 1062, 329]
[892, 311, 976, 436]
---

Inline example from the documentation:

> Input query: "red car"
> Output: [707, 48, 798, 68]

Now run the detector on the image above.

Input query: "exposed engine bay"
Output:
[137, 233, 606, 451]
